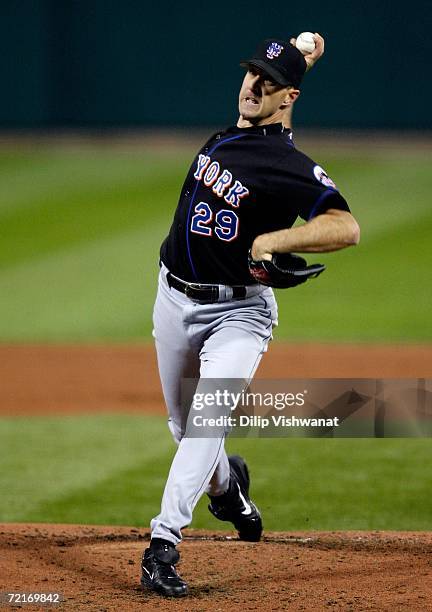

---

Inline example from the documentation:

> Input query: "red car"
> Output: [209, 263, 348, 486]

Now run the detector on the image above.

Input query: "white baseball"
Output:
[295, 32, 316, 55]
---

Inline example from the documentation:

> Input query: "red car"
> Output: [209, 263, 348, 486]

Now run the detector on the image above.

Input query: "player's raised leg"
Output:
[199, 318, 275, 541]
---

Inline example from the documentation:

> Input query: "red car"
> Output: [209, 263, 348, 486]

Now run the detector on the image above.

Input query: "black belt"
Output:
[166, 272, 248, 303]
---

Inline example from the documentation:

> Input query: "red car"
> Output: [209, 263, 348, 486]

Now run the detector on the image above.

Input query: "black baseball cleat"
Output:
[208, 455, 263, 541]
[141, 539, 188, 598]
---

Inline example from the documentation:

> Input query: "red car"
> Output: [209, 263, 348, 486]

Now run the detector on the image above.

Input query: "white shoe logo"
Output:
[237, 483, 252, 515]
[142, 566, 154, 580]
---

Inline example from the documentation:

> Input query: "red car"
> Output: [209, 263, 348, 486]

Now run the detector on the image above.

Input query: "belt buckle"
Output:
[184, 283, 204, 301]
[185, 283, 219, 304]
[184, 284, 197, 299]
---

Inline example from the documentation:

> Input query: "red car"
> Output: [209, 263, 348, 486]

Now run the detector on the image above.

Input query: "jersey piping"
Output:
[308, 188, 338, 220]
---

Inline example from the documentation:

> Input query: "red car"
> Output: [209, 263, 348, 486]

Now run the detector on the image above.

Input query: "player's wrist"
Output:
[251, 235, 273, 261]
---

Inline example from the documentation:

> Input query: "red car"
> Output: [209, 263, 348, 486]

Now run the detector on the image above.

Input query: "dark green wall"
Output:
[1, 0, 431, 128]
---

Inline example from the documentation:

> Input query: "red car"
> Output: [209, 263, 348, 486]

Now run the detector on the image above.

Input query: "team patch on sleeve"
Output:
[313, 165, 337, 189]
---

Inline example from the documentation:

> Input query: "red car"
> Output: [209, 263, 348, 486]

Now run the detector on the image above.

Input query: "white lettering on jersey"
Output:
[212, 169, 233, 197]
[193, 155, 249, 206]
[194, 154, 211, 180]
[224, 180, 250, 208]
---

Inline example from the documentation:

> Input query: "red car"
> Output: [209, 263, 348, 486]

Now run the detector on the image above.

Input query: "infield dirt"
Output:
[1, 343, 431, 416]
[0, 524, 431, 611]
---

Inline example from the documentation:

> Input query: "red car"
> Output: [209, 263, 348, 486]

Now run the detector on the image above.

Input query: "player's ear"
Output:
[280, 88, 300, 109]
[288, 88, 300, 103]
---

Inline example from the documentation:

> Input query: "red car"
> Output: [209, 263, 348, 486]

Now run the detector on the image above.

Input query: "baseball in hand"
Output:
[295, 32, 316, 55]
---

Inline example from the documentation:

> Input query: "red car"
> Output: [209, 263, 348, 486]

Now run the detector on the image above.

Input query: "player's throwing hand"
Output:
[290, 32, 325, 70]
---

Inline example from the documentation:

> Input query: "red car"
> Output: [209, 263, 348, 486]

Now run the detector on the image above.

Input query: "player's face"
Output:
[238, 68, 296, 125]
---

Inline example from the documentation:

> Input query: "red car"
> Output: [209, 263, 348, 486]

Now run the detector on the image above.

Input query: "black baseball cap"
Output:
[240, 39, 307, 88]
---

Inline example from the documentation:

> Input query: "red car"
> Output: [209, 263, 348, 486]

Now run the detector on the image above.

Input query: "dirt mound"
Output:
[0, 343, 431, 416]
[0, 524, 431, 611]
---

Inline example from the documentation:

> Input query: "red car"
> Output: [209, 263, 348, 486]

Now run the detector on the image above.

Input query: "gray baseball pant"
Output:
[150, 264, 278, 545]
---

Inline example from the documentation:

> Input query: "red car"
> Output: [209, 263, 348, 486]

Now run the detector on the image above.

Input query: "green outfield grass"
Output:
[0, 414, 431, 530]
[0, 145, 430, 341]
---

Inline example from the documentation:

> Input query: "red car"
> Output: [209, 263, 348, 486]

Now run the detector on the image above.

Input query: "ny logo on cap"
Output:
[266, 42, 284, 59]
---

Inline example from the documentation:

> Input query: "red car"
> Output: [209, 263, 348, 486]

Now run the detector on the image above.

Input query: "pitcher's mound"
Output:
[0, 524, 431, 611]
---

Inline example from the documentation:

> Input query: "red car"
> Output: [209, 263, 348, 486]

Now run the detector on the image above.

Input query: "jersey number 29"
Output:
[190, 202, 238, 242]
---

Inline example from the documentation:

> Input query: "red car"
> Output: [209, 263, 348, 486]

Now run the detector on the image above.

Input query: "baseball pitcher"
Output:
[141, 33, 360, 597]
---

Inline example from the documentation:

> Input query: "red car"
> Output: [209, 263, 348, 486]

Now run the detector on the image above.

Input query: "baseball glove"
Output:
[248, 249, 326, 288]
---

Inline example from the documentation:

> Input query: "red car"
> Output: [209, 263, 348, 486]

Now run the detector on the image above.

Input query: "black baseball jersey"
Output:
[160, 122, 350, 285]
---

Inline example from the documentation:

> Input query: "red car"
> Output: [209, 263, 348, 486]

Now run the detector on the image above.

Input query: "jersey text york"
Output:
[194, 154, 250, 207]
